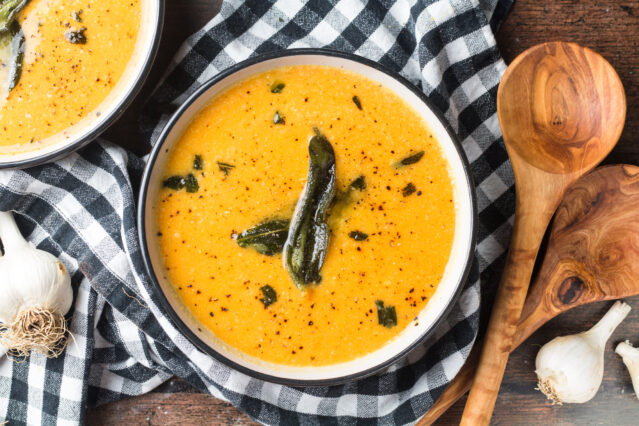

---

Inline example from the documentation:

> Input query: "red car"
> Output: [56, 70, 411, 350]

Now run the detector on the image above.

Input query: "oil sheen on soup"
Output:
[156, 65, 457, 366]
[0, 0, 141, 154]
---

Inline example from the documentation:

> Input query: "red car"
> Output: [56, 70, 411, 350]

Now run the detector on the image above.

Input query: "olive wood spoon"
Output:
[418, 164, 639, 425]
[461, 42, 625, 425]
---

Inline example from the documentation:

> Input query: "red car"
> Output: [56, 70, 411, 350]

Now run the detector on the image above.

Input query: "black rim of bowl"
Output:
[0, 0, 166, 170]
[138, 48, 478, 387]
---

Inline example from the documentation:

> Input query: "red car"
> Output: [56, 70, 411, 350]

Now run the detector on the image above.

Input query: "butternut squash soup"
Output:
[155, 65, 457, 366]
[0, 0, 143, 155]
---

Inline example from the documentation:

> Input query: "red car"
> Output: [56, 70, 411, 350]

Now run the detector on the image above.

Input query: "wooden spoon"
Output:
[418, 164, 639, 425]
[461, 42, 625, 425]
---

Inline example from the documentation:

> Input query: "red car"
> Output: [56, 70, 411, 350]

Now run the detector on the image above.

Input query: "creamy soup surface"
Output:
[0, 0, 141, 154]
[156, 65, 456, 366]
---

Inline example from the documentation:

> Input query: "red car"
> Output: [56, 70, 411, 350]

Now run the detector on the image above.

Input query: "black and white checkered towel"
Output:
[0, 0, 515, 424]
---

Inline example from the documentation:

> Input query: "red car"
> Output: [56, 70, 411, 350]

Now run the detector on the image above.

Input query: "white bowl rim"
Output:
[0, 0, 165, 170]
[138, 48, 478, 386]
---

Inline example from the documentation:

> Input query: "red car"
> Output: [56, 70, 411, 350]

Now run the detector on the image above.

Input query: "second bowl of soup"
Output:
[139, 50, 476, 385]
[0, 0, 163, 168]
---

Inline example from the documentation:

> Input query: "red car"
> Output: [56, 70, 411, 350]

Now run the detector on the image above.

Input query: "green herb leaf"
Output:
[259, 285, 277, 308]
[402, 182, 416, 197]
[193, 154, 203, 170]
[162, 175, 185, 190]
[328, 174, 367, 221]
[235, 219, 290, 256]
[65, 27, 87, 44]
[184, 173, 199, 193]
[396, 151, 425, 167]
[348, 231, 368, 241]
[284, 129, 336, 290]
[349, 175, 366, 191]
[72, 10, 82, 22]
[217, 161, 235, 175]
[0, 0, 28, 33]
[0, 20, 24, 94]
[352, 95, 362, 110]
[270, 82, 285, 93]
[375, 300, 397, 328]
[273, 111, 285, 125]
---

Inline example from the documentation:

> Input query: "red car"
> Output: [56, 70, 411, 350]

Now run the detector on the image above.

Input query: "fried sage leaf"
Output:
[348, 230, 368, 241]
[184, 173, 199, 193]
[0, 20, 24, 94]
[65, 27, 87, 44]
[273, 110, 285, 124]
[396, 151, 425, 167]
[259, 285, 277, 308]
[349, 175, 366, 191]
[235, 219, 290, 256]
[0, 0, 28, 33]
[162, 175, 185, 190]
[352, 95, 362, 110]
[375, 300, 397, 328]
[283, 129, 336, 290]
[270, 82, 285, 93]
[332, 174, 366, 207]
[217, 161, 235, 175]
[193, 154, 203, 170]
[402, 182, 416, 197]
[162, 174, 198, 192]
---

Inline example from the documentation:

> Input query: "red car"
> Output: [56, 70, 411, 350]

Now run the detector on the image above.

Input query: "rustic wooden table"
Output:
[87, 0, 639, 424]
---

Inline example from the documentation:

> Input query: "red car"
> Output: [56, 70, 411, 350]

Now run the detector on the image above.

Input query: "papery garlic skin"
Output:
[536, 334, 605, 403]
[535, 300, 631, 404]
[0, 211, 73, 358]
[615, 341, 639, 400]
[0, 240, 72, 323]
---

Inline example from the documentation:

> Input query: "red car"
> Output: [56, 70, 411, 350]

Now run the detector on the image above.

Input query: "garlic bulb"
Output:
[535, 300, 631, 404]
[615, 341, 639, 400]
[0, 210, 73, 358]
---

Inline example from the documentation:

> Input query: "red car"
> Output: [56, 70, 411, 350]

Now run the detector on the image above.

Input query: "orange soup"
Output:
[155, 65, 456, 366]
[0, 0, 141, 154]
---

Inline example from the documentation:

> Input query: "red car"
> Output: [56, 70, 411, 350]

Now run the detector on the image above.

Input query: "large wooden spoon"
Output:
[418, 164, 639, 425]
[461, 42, 625, 425]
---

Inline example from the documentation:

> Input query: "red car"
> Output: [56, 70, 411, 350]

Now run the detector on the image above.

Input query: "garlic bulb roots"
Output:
[0, 211, 73, 359]
[615, 341, 639, 400]
[535, 300, 631, 404]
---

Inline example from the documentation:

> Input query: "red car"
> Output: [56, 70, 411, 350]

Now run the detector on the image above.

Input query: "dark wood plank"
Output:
[84, 379, 256, 425]
[87, 0, 639, 424]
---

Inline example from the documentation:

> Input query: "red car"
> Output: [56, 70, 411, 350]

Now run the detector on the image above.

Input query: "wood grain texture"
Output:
[461, 42, 624, 425]
[420, 164, 639, 425]
[87, 0, 639, 424]
[84, 379, 257, 425]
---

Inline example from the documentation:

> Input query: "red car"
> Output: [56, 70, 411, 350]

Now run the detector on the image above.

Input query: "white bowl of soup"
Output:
[139, 50, 477, 385]
[0, 0, 163, 169]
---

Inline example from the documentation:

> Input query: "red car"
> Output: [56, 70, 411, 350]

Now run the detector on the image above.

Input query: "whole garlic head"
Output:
[535, 300, 631, 404]
[0, 211, 73, 358]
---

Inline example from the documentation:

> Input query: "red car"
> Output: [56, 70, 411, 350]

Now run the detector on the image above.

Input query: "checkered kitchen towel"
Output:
[0, 0, 515, 424]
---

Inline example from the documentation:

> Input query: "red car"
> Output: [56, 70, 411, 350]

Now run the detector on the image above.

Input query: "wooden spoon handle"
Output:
[460, 204, 556, 425]
[417, 289, 556, 425]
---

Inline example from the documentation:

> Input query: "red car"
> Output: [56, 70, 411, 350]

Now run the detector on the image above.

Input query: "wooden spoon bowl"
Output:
[462, 42, 625, 424]
[419, 164, 639, 425]
[500, 43, 624, 174]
